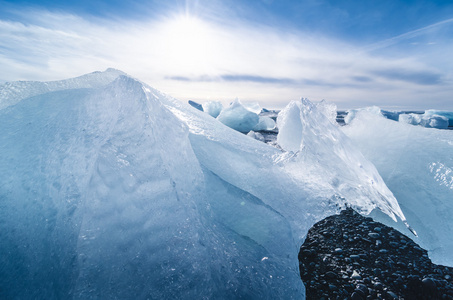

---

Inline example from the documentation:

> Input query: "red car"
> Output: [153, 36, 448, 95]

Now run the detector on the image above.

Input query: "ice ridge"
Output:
[0, 69, 413, 299]
[0, 68, 126, 110]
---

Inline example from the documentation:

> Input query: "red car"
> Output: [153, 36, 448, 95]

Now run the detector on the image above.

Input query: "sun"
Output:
[159, 15, 215, 74]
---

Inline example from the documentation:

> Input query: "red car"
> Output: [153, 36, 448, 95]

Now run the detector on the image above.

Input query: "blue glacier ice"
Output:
[216, 98, 259, 132]
[214, 99, 275, 133]
[398, 111, 449, 129]
[344, 106, 385, 125]
[253, 115, 276, 131]
[201, 100, 223, 118]
[276, 99, 406, 222]
[0, 68, 126, 110]
[343, 111, 453, 266]
[345, 106, 451, 129]
[424, 109, 453, 126]
[0, 70, 408, 299]
[247, 130, 265, 142]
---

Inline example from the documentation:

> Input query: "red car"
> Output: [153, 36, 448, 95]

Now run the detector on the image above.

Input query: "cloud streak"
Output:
[373, 69, 443, 86]
[167, 74, 296, 84]
[0, 4, 452, 110]
[362, 18, 453, 53]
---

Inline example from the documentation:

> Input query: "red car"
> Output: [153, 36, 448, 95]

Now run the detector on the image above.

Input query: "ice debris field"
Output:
[0, 69, 452, 299]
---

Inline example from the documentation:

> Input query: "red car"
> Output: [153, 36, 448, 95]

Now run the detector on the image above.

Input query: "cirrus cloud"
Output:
[0, 3, 452, 110]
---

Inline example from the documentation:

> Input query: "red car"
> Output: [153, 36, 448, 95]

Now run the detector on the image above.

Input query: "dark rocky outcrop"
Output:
[299, 208, 453, 300]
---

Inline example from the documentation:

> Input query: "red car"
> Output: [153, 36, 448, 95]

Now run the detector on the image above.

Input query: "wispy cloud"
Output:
[0, 4, 452, 110]
[362, 18, 453, 53]
[351, 76, 373, 83]
[373, 69, 443, 85]
[168, 74, 296, 84]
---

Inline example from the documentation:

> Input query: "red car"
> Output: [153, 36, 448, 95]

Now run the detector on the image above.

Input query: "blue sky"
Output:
[1, 0, 452, 109]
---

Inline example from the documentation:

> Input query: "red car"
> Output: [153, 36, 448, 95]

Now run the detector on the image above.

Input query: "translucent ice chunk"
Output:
[0, 70, 415, 300]
[253, 115, 276, 131]
[344, 106, 382, 124]
[316, 99, 338, 125]
[0, 75, 211, 299]
[421, 114, 449, 129]
[202, 100, 223, 117]
[247, 130, 265, 142]
[399, 112, 449, 129]
[216, 99, 259, 132]
[398, 113, 421, 125]
[242, 101, 262, 114]
[0, 68, 125, 110]
[276, 98, 406, 223]
[424, 110, 453, 126]
[343, 110, 453, 266]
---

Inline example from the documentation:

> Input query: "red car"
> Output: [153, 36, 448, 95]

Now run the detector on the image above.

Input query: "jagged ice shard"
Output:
[1, 70, 408, 299]
[0, 73, 212, 299]
[276, 99, 406, 222]
[342, 111, 453, 266]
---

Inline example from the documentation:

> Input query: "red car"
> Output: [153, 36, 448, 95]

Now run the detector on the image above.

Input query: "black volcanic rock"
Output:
[299, 208, 453, 300]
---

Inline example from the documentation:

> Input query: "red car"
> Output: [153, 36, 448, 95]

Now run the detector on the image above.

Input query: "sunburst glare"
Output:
[157, 15, 217, 75]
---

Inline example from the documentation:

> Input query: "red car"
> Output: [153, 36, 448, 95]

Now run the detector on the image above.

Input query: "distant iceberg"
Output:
[216, 98, 260, 132]
[202, 100, 223, 117]
[215, 98, 276, 133]
[398, 111, 449, 129]
[424, 109, 453, 126]
[345, 106, 451, 129]
[0, 70, 410, 299]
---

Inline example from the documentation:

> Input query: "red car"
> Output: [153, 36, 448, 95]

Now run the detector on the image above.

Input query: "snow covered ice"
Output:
[342, 110, 453, 266]
[0, 69, 417, 299]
